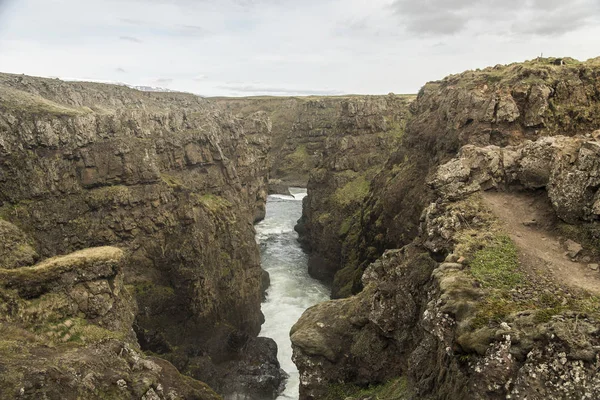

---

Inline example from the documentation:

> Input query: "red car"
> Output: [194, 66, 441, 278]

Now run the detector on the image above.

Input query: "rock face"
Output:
[0, 73, 284, 398]
[291, 58, 600, 399]
[295, 95, 414, 295]
[324, 57, 600, 300]
[213, 96, 359, 188]
[0, 223, 220, 399]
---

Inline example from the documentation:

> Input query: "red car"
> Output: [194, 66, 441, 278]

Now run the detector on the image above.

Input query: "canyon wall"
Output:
[291, 57, 600, 399]
[213, 96, 401, 190]
[0, 73, 283, 399]
[295, 95, 414, 293]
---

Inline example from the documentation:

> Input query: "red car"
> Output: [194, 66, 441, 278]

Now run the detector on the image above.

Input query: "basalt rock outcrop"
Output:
[0, 221, 220, 399]
[0, 73, 284, 399]
[294, 95, 414, 292]
[292, 57, 600, 399]
[213, 96, 358, 190]
[323, 56, 600, 299]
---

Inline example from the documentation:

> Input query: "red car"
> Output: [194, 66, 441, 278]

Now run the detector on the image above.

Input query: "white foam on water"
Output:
[256, 189, 329, 399]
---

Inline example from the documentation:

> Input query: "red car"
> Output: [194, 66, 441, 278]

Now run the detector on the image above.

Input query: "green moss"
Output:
[338, 217, 354, 237]
[325, 377, 411, 400]
[469, 235, 522, 289]
[286, 144, 310, 164]
[195, 194, 232, 213]
[317, 212, 332, 224]
[334, 175, 370, 206]
[161, 173, 185, 189]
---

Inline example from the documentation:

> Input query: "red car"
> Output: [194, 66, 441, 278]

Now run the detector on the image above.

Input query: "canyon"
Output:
[1, 56, 599, 400]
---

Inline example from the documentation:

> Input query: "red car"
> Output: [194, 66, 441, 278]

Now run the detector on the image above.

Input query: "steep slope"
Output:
[213, 95, 396, 190]
[0, 73, 283, 398]
[0, 221, 220, 399]
[334, 56, 600, 298]
[295, 95, 414, 292]
[291, 57, 600, 399]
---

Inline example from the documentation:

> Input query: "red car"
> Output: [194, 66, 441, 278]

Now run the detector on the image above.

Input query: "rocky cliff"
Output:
[291, 57, 600, 399]
[0, 73, 284, 399]
[213, 96, 365, 190]
[215, 94, 416, 297]
[295, 95, 414, 294]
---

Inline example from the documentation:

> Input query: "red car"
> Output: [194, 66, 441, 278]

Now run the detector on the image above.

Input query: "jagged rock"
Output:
[0, 73, 279, 398]
[295, 95, 415, 295]
[566, 240, 583, 258]
[292, 58, 600, 400]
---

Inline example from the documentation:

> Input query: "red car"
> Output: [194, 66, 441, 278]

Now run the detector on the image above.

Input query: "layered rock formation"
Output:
[213, 96, 356, 189]
[0, 222, 220, 399]
[0, 73, 284, 399]
[216, 94, 416, 296]
[295, 95, 414, 294]
[291, 57, 600, 399]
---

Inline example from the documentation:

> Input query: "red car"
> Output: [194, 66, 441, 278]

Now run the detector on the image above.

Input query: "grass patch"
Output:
[469, 235, 522, 289]
[325, 377, 411, 400]
[0, 88, 92, 117]
[334, 175, 370, 206]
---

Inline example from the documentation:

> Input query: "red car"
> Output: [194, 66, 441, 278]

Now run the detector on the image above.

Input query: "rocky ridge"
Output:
[291, 57, 600, 399]
[0, 73, 284, 399]
[295, 95, 414, 293]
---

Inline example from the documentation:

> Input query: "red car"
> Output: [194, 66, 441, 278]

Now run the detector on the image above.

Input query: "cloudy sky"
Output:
[0, 0, 599, 96]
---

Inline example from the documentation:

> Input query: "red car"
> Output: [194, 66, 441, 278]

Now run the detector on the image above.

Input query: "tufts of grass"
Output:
[325, 377, 411, 400]
[334, 175, 370, 207]
[469, 235, 522, 289]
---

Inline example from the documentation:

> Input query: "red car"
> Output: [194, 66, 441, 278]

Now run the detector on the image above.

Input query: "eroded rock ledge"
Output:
[0, 222, 220, 399]
[291, 57, 600, 399]
[0, 73, 283, 399]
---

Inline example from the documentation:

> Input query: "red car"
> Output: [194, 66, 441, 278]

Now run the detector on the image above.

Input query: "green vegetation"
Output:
[334, 175, 370, 206]
[469, 235, 522, 289]
[285, 144, 310, 165]
[161, 173, 185, 189]
[196, 194, 232, 213]
[325, 377, 411, 400]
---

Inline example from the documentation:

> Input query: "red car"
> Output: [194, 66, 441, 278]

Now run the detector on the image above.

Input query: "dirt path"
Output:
[482, 191, 600, 296]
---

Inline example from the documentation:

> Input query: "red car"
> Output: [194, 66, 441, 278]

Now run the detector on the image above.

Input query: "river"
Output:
[256, 188, 330, 399]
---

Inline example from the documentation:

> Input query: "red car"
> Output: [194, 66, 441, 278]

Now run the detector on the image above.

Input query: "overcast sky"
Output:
[0, 0, 599, 96]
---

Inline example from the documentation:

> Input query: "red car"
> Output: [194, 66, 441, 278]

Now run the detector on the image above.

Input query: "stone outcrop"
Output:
[324, 57, 600, 299]
[213, 96, 355, 189]
[295, 95, 414, 295]
[0, 73, 284, 398]
[291, 57, 600, 399]
[0, 222, 220, 399]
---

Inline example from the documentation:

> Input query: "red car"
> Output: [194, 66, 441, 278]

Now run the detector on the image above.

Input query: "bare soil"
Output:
[482, 191, 600, 295]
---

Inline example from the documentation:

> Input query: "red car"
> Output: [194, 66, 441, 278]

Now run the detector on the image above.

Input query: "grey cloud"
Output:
[116, 67, 127, 73]
[119, 17, 210, 37]
[119, 36, 142, 43]
[392, 0, 599, 37]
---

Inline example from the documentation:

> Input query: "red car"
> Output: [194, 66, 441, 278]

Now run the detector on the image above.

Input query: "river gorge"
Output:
[1, 57, 600, 399]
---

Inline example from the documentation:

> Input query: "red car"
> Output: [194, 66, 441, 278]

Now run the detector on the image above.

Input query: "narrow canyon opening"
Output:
[256, 188, 329, 399]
